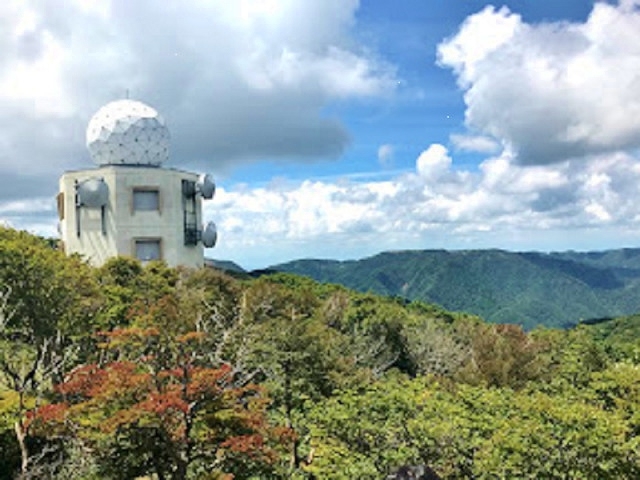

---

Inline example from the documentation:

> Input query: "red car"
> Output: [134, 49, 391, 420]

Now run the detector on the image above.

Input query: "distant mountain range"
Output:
[204, 258, 246, 274]
[264, 248, 640, 329]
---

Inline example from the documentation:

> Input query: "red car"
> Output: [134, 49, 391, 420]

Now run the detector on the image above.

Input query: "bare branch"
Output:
[0, 284, 15, 329]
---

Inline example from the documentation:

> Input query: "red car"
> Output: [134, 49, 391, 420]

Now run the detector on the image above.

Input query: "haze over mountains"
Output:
[263, 248, 640, 330]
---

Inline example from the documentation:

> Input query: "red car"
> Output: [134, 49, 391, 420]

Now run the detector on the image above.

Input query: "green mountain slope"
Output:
[268, 249, 640, 329]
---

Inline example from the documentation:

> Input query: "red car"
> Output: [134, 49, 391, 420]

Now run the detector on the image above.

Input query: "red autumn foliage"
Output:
[57, 361, 152, 401]
[221, 433, 265, 454]
[136, 388, 190, 415]
[26, 403, 69, 432]
[32, 325, 286, 477]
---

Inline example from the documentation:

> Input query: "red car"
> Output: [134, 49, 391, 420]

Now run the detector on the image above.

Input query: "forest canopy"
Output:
[0, 226, 639, 479]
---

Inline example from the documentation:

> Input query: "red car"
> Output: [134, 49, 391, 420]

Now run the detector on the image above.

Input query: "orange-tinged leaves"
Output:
[26, 402, 70, 437]
[177, 331, 206, 343]
[136, 389, 190, 416]
[187, 364, 233, 397]
[221, 433, 265, 454]
[57, 361, 152, 401]
[32, 321, 283, 474]
[34, 402, 69, 423]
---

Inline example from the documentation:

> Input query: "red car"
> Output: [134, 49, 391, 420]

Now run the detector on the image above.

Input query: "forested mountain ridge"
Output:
[2, 226, 640, 479]
[269, 248, 640, 329]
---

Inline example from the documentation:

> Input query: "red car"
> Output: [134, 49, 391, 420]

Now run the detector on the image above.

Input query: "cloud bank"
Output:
[208, 144, 640, 268]
[0, 0, 396, 203]
[204, 0, 640, 268]
[438, 1, 640, 165]
[4, 1, 640, 269]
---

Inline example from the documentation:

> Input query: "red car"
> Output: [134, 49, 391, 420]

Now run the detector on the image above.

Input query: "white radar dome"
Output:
[86, 99, 170, 166]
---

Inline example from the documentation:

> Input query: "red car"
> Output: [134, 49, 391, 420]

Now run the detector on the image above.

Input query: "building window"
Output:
[133, 188, 160, 212]
[182, 179, 198, 246]
[135, 239, 161, 262]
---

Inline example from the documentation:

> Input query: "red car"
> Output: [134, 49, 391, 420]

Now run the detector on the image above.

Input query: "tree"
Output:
[93, 257, 178, 331]
[240, 277, 345, 473]
[31, 312, 287, 480]
[339, 293, 411, 376]
[458, 323, 543, 388]
[306, 375, 640, 479]
[0, 227, 98, 476]
[403, 317, 469, 377]
[532, 325, 609, 392]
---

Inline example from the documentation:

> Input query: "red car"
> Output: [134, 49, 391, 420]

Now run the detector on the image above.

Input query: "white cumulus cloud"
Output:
[0, 0, 397, 203]
[205, 145, 640, 269]
[438, 1, 640, 165]
[416, 144, 452, 180]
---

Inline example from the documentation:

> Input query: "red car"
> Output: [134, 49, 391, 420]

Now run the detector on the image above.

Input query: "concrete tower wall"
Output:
[59, 165, 204, 268]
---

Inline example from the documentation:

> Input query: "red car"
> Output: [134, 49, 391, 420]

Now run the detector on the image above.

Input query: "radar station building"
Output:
[57, 99, 217, 268]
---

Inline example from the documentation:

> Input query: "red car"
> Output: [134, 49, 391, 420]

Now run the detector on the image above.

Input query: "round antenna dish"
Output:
[202, 221, 217, 248]
[197, 173, 216, 199]
[86, 99, 170, 166]
[77, 178, 109, 208]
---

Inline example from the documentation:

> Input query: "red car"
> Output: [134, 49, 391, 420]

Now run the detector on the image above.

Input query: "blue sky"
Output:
[1, 1, 640, 269]
[318, 0, 602, 181]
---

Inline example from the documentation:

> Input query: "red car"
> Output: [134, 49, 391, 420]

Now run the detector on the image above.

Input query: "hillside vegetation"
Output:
[1, 226, 639, 479]
[270, 248, 640, 329]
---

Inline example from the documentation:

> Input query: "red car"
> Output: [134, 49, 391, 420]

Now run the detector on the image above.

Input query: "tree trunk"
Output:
[14, 420, 29, 475]
[174, 459, 187, 480]
[283, 360, 300, 470]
